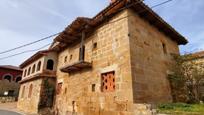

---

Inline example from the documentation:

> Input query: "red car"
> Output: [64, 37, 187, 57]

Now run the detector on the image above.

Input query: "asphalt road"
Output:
[0, 110, 21, 115]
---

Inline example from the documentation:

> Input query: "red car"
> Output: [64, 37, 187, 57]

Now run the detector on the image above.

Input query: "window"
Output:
[37, 61, 41, 71]
[28, 84, 33, 98]
[21, 86, 25, 98]
[101, 71, 115, 92]
[57, 83, 62, 95]
[24, 69, 27, 77]
[64, 87, 67, 94]
[64, 56, 68, 63]
[70, 55, 73, 61]
[79, 45, 85, 61]
[92, 42, 97, 50]
[16, 77, 22, 83]
[4, 75, 12, 82]
[47, 59, 54, 70]
[8, 90, 14, 96]
[162, 43, 167, 54]
[32, 64, 36, 73]
[28, 67, 31, 76]
[92, 84, 96, 92]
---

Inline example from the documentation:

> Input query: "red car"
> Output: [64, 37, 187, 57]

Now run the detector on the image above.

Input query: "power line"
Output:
[0, 32, 60, 55]
[0, 43, 51, 61]
[107, 0, 174, 25]
[0, 0, 174, 60]
[151, 0, 173, 8]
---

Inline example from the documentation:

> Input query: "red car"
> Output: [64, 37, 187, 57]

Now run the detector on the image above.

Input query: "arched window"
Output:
[47, 59, 54, 70]
[16, 77, 22, 83]
[28, 67, 31, 76]
[21, 86, 25, 98]
[37, 61, 41, 71]
[28, 84, 33, 98]
[24, 69, 27, 77]
[32, 64, 36, 73]
[4, 75, 12, 82]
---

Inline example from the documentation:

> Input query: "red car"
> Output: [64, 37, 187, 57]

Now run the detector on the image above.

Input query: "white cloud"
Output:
[0, 0, 204, 65]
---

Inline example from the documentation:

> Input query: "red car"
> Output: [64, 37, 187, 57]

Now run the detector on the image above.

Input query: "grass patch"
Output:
[157, 103, 204, 115]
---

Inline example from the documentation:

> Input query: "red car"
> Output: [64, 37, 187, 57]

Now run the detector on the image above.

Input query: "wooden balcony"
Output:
[60, 60, 92, 73]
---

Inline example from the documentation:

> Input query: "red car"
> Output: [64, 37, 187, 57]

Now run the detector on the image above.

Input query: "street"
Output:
[0, 110, 21, 115]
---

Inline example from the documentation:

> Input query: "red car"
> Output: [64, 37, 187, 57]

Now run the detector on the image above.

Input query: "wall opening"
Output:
[92, 42, 97, 50]
[101, 71, 115, 92]
[28, 84, 33, 98]
[32, 64, 36, 73]
[37, 61, 41, 71]
[70, 55, 73, 61]
[92, 84, 96, 92]
[21, 86, 25, 98]
[47, 59, 54, 70]
[79, 45, 85, 61]
[162, 42, 167, 54]
[57, 83, 62, 95]
[28, 67, 31, 76]
[8, 90, 14, 96]
[4, 75, 12, 82]
[24, 69, 27, 77]
[16, 77, 22, 83]
[64, 56, 68, 63]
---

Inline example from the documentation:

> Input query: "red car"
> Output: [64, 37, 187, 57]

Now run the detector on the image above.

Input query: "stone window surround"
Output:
[15, 75, 22, 83]
[46, 59, 54, 70]
[28, 84, 33, 98]
[23, 69, 27, 77]
[21, 85, 25, 98]
[2, 73, 13, 82]
[22, 60, 43, 78]
[32, 64, 36, 74]
[99, 64, 118, 92]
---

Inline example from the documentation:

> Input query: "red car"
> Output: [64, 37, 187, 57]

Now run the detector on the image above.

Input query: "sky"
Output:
[0, 0, 203, 66]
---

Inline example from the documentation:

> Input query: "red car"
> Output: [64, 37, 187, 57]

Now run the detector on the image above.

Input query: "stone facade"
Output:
[54, 9, 181, 115]
[54, 10, 134, 115]
[17, 0, 188, 115]
[0, 65, 22, 97]
[128, 10, 179, 103]
[17, 79, 43, 113]
[17, 51, 57, 114]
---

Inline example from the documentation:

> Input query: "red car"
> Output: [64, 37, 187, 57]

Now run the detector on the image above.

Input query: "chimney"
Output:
[110, 0, 117, 4]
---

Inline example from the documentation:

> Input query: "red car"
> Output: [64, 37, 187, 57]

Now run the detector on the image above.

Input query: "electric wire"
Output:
[0, 0, 175, 61]
[0, 43, 51, 60]
[0, 33, 60, 55]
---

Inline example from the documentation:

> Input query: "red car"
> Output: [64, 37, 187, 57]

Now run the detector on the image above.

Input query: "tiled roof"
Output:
[51, 0, 188, 51]
[0, 65, 22, 71]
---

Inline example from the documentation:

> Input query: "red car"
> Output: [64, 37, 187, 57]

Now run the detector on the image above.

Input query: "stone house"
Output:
[17, 50, 57, 113]
[0, 65, 22, 98]
[17, 0, 188, 114]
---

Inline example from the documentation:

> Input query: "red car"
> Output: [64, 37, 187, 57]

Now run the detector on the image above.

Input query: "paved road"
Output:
[0, 110, 21, 115]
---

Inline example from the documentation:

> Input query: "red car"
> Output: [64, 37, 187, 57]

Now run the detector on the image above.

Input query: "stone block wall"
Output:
[128, 9, 179, 103]
[55, 10, 135, 115]
[17, 79, 43, 114]
[0, 97, 16, 103]
[0, 80, 20, 97]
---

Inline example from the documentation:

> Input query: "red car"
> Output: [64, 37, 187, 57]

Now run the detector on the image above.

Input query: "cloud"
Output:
[0, 0, 204, 65]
